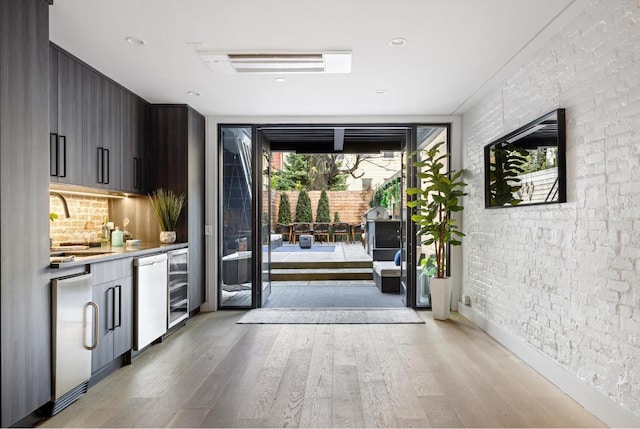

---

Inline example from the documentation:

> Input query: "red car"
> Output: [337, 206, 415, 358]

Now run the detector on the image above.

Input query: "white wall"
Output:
[203, 115, 462, 312]
[461, 0, 640, 425]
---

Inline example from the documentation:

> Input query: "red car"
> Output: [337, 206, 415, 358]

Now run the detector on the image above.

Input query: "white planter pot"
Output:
[430, 277, 452, 320]
[160, 231, 176, 244]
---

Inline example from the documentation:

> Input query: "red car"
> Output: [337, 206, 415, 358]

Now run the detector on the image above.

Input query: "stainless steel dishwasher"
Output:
[51, 272, 96, 415]
[134, 253, 168, 350]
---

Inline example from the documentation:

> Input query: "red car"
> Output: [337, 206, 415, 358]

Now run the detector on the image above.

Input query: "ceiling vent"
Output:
[197, 51, 352, 74]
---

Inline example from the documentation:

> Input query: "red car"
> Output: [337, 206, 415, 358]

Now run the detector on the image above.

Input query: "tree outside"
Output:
[315, 190, 330, 222]
[277, 192, 292, 224]
[294, 189, 313, 222]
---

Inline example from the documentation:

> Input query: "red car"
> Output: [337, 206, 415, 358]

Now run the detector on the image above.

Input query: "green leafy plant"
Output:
[334, 211, 341, 223]
[294, 189, 313, 222]
[420, 254, 436, 277]
[407, 141, 467, 279]
[488, 143, 527, 206]
[148, 188, 186, 231]
[277, 192, 292, 224]
[315, 190, 331, 222]
[50, 212, 58, 222]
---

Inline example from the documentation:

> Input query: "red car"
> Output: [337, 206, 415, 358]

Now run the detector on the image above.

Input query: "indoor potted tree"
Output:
[149, 188, 185, 243]
[407, 141, 466, 320]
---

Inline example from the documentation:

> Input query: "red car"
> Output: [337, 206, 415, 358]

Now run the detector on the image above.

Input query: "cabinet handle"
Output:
[58, 135, 67, 178]
[133, 157, 139, 189]
[104, 148, 110, 184]
[107, 286, 115, 331]
[85, 301, 99, 351]
[50, 133, 58, 177]
[115, 285, 122, 328]
[97, 147, 104, 183]
[137, 158, 143, 190]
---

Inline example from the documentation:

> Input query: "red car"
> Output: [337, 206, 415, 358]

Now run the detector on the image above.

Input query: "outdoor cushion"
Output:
[373, 261, 401, 277]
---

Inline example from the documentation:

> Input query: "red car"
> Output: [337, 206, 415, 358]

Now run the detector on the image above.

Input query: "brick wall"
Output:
[50, 195, 109, 243]
[462, 0, 640, 417]
[272, 189, 374, 226]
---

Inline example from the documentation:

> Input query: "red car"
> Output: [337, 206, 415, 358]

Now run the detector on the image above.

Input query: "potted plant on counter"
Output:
[149, 188, 185, 244]
[407, 141, 467, 320]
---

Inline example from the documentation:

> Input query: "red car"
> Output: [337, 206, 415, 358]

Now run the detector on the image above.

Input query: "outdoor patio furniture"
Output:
[276, 223, 291, 243]
[313, 222, 330, 243]
[299, 234, 313, 249]
[373, 260, 401, 293]
[291, 222, 311, 244]
[351, 223, 364, 244]
[332, 222, 351, 243]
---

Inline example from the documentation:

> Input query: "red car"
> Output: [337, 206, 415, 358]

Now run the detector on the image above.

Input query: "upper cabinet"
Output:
[82, 67, 122, 190]
[50, 44, 149, 194]
[49, 46, 83, 184]
[121, 92, 149, 193]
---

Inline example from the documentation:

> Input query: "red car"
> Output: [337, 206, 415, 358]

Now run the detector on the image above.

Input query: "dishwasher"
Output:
[134, 253, 168, 350]
[51, 272, 96, 415]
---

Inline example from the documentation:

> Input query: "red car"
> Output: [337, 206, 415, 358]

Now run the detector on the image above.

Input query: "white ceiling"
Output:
[49, 0, 585, 117]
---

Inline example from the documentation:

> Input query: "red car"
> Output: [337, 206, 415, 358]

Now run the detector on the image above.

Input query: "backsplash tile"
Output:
[50, 195, 109, 243]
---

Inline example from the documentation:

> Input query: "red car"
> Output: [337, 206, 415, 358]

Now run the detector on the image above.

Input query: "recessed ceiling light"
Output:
[125, 36, 145, 46]
[187, 91, 201, 97]
[275, 77, 286, 82]
[389, 38, 407, 47]
[375, 89, 387, 95]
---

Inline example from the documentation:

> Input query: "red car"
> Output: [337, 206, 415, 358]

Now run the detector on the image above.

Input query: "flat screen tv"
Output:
[484, 109, 566, 208]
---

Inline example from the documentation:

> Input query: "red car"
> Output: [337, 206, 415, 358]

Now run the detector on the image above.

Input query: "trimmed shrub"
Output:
[334, 211, 341, 222]
[295, 189, 313, 222]
[277, 192, 292, 224]
[315, 190, 331, 222]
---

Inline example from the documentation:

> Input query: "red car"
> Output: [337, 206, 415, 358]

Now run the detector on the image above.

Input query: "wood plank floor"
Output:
[39, 311, 606, 428]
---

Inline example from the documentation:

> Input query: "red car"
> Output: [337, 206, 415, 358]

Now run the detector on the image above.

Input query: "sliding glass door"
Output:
[219, 126, 253, 308]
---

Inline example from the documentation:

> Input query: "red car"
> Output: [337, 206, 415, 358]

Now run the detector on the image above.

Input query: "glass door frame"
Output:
[218, 122, 452, 310]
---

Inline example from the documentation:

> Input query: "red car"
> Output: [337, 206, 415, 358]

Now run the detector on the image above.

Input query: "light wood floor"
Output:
[40, 311, 606, 428]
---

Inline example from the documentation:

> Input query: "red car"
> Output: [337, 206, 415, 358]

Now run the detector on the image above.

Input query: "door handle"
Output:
[114, 285, 122, 328]
[50, 133, 58, 177]
[84, 301, 99, 351]
[58, 135, 67, 178]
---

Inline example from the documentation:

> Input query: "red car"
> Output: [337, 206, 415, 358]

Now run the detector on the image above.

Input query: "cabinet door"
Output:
[113, 276, 132, 358]
[91, 281, 115, 372]
[49, 45, 59, 179]
[56, 50, 84, 185]
[120, 92, 147, 193]
[82, 66, 103, 187]
[102, 79, 121, 190]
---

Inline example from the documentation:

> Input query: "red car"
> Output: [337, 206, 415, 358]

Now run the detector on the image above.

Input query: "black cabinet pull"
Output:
[104, 148, 110, 184]
[50, 133, 58, 177]
[107, 286, 115, 331]
[114, 285, 122, 328]
[137, 158, 143, 190]
[97, 147, 103, 183]
[133, 157, 138, 189]
[58, 135, 67, 178]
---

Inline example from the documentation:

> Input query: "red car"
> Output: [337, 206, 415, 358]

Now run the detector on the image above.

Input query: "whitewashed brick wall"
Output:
[462, 0, 640, 417]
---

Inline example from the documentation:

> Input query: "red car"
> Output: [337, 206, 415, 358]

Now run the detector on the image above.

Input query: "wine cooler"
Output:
[167, 248, 189, 328]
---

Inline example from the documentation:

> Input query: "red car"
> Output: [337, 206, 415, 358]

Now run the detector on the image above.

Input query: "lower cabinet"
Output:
[90, 260, 133, 373]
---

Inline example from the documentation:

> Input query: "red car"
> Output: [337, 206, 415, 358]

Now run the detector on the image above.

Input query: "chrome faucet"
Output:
[50, 192, 70, 218]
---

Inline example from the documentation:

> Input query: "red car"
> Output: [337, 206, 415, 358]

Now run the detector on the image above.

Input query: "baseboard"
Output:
[457, 303, 640, 428]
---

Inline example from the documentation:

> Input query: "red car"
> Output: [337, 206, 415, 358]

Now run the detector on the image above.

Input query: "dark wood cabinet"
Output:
[121, 92, 149, 193]
[0, 0, 51, 426]
[82, 67, 122, 190]
[50, 46, 83, 184]
[150, 105, 205, 312]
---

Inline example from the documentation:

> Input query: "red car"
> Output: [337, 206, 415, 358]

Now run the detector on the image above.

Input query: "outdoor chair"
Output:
[313, 222, 330, 243]
[291, 222, 311, 244]
[351, 223, 364, 244]
[332, 222, 351, 243]
[276, 223, 291, 243]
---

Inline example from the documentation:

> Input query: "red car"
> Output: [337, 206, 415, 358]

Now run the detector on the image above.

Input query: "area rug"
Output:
[236, 308, 425, 324]
[270, 245, 335, 253]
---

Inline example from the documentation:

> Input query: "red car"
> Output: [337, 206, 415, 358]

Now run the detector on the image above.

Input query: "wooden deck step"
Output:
[271, 268, 373, 281]
[271, 260, 372, 269]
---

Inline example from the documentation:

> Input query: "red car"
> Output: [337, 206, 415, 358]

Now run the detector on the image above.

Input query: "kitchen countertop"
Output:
[49, 242, 188, 268]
